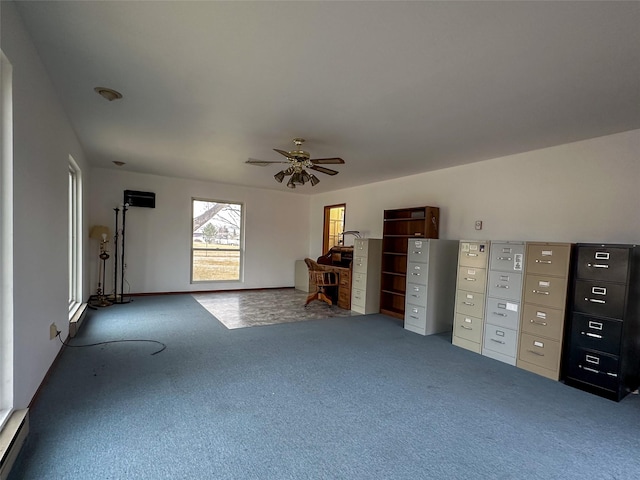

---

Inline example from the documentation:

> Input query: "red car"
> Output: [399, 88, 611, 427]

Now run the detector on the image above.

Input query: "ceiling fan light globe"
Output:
[286, 177, 296, 189]
[292, 172, 304, 185]
[274, 171, 286, 183]
[310, 175, 320, 186]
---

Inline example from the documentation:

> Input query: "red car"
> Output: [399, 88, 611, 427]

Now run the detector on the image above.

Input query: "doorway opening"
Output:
[322, 204, 345, 255]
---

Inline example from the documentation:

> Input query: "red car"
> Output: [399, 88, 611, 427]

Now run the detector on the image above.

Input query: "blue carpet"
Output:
[9, 295, 640, 479]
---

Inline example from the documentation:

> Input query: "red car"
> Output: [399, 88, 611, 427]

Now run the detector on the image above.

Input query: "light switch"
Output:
[475, 220, 483, 230]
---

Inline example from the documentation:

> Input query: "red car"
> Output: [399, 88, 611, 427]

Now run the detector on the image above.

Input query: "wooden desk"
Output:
[308, 264, 352, 310]
[333, 266, 352, 310]
[315, 246, 353, 309]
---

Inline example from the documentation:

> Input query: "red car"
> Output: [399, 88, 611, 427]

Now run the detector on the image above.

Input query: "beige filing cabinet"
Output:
[452, 240, 490, 353]
[481, 241, 525, 366]
[404, 239, 459, 335]
[294, 260, 310, 292]
[517, 242, 571, 380]
[351, 238, 382, 314]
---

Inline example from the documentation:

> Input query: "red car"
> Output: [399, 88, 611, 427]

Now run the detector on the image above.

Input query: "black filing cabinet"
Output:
[564, 244, 640, 401]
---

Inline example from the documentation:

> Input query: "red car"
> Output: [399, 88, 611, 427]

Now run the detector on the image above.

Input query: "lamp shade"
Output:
[89, 225, 110, 240]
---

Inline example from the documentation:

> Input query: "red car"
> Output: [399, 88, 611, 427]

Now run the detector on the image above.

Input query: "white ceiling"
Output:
[12, 1, 640, 194]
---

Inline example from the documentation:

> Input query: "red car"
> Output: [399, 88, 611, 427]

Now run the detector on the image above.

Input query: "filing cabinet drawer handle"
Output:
[409, 315, 419, 320]
[412, 251, 422, 255]
[411, 294, 420, 298]
[580, 367, 618, 377]
[585, 355, 600, 365]
[493, 312, 507, 317]
[495, 285, 509, 289]
[587, 263, 609, 269]
[464, 277, 476, 281]
[527, 349, 544, 356]
[491, 338, 505, 344]
[462, 301, 475, 306]
[412, 272, 421, 276]
[535, 259, 552, 264]
[532, 290, 549, 295]
[497, 256, 512, 261]
[530, 319, 547, 326]
[467, 253, 478, 257]
[584, 332, 602, 339]
[460, 325, 473, 330]
[587, 298, 606, 304]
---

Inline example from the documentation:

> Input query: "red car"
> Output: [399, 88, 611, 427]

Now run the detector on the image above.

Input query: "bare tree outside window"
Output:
[191, 199, 243, 282]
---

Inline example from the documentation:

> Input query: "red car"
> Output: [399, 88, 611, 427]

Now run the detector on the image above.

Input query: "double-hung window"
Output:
[191, 199, 243, 282]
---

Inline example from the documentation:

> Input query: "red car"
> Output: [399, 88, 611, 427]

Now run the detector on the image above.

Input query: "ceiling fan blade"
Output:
[310, 165, 339, 176]
[310, 157, 345, 165]
[273, 148, 292, 158]
[246, 158, 288, 166]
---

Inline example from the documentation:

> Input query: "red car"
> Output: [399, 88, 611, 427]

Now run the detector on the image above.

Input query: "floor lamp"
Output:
[112, 205, 131, 304]
[89, 225, 112, 307]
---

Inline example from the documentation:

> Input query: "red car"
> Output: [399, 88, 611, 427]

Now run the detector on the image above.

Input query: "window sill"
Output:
[69, 302, 88, 338]
[0, 409, 29, 480]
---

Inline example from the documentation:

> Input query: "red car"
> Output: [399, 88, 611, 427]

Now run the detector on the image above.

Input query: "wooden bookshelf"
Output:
[379, 206, 439, 321]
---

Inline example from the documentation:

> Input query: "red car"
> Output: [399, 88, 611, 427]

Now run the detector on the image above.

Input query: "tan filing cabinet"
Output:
[517, 242, 571, 380]
[452, 240, 490, 353]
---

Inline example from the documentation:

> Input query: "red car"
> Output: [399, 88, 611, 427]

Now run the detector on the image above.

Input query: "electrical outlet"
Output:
[475, 220, 483, 230]
[50, 322, 58, 340]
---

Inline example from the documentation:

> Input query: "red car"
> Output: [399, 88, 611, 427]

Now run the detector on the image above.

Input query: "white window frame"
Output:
[68, 156, 83, 319]
[1, 51, 14, 429]
[190, 198, 244, 283]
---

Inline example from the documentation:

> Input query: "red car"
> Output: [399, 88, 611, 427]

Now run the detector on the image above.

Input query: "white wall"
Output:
[2, 1, 90, 407]
[90, 130, 640, 295]
[88, 169, 311, 294]
[310, 130, 640, 252]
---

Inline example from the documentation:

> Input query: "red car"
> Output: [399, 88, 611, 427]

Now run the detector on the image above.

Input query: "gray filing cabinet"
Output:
[452, 240, 491, 353]
[482, 241, 525, 366]
[404, 239, 459, 336]
[351, 238, 383, 314]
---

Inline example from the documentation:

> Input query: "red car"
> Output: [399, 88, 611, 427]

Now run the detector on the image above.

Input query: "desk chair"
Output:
[304, 258, 339, 306]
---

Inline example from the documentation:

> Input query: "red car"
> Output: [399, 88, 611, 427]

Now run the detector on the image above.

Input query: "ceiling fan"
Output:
[246, 138, 344, 188]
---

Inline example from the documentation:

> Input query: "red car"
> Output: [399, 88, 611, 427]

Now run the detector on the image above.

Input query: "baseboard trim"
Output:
[128, 286, 296, 297]
[0, 409, 29, 480]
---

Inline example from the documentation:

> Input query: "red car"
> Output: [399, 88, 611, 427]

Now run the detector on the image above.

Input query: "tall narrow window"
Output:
[191, 199, 243, 282]
[1, 51, 14, 428]
[68, 157, 82, 317]
[322, 204, 346, 254]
